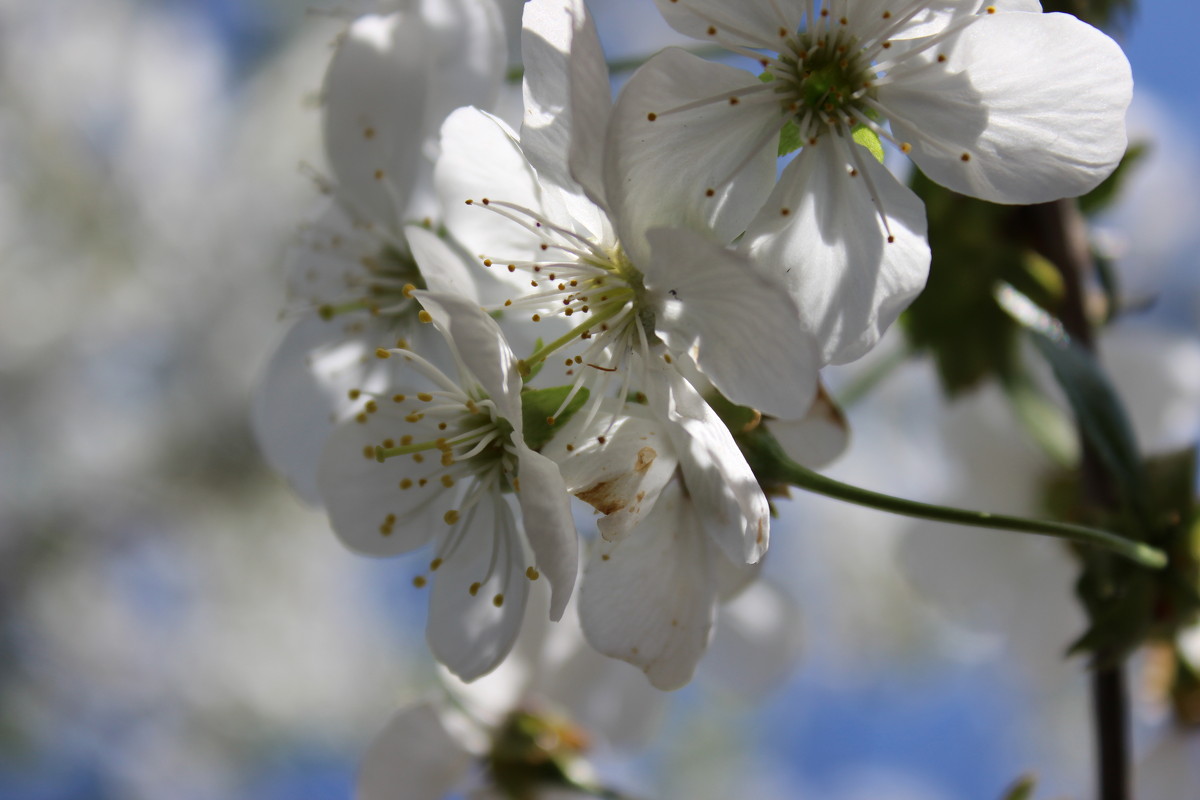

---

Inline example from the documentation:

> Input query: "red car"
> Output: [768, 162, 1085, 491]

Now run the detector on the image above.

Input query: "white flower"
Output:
[357, 583, 665, 800]
[434, 0, 821, 425]
[316, 291, 577, 681]
[254, 4, 506, 500]
[609, 0, 1129, 361]
[541, 357, 829, 689]
[639, 0, 1130, 204]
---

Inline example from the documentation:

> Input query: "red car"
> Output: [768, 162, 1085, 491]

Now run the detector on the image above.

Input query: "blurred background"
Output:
[2, 0, 1198, 798]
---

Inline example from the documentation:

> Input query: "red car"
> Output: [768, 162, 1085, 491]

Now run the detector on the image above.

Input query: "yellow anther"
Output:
[430, 558, 443, 571]
[402, 283, 416, 298]
[444, 509, 460, 525]
[392, 394, 406, 403]
[364, 400, 378, 413]
[375, 348, 391, 359]
[348, 389, 361, 400]
[493, 593, 504, 607]
[355, 412, 369, 424]
[405, 412, 424, 423]
[413, 453, 424, 463]
[441, 452, 454, 467]
[413, 576, 427, 588]
[440, 474, 455, 488]
[417, 392, 433, 402]
[526, 567, 540, 581]
[418, 310, 433, 323]
[901, 142, 912, 153]
[469, 582, 481, 596]
[399, 478, 413, 489]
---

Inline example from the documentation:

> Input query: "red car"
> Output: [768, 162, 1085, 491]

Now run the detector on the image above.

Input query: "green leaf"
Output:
[1000, 774, 1036, 800]
[778, 120, 802, 157]
[523, 338, 546, 382]
[704, 391, 761, 434]
[900, 171, 1028, 394]
[738, 425, 1166, 568]
[521, 386, 589, 450]
[1021, 327, 1146, 517]
[852, 125, 885, 163]
[1004, 373, 1079, 468]
[1078, 141, 1147, 215]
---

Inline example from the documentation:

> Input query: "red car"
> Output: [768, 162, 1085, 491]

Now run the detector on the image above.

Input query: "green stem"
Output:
[743, 430, 1166, 568]
[519, 297, 631, 374]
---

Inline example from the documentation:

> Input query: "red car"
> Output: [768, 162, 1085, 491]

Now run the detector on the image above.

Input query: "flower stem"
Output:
[741, 428, 1166, 569]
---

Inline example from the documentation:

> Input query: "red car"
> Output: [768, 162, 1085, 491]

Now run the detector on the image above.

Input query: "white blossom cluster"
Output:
[255, 0, 1130, 699]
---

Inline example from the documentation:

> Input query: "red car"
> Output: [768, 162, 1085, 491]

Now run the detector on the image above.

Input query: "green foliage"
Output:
[778, 120, 803, 157]
[524, 338, 547, 382]
[1027, 331, 1146, 516]
[1078, 142, 1148, 216]
[1041, 0, 1133, 29]
[1055, 448, 1200, 664]
[1000, 774, 1037, 800]
[900, 172, 1031, 394]
[852, 126, 884, 164]
[521, 385, 589, 450]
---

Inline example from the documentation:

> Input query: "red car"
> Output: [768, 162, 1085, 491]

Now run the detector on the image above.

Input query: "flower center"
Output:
[465, 198, 652, 378]
[784, 32, 872, 114]
[316, 242, 426, 325]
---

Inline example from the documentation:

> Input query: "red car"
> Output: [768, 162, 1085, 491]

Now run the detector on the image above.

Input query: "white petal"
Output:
[766, 383, 850, 470]
[428, 493, 530, 681]
[405, 224, 480, 302]
[323, 13, 429, 228]
[536, 615, 667, 747]
[521, 0, 612, 207]
[852, 0, 1040, 41]
[252, 317, 384, 503]
[414, 291, 523, 424]
[605, 49, 778, 261]
[701, 579, 804, 700]
[651, 0, 802, 49]
[317, 411, 446, 556]
[543, 406, 678, 542]
[514, 443, 579, 622]
[579, 479, 716, 690]
[419, 0, 507, 129]
[644, 226, 820, 419]
[741, 140, 929, 365]
[436, 107, 547, 268]
[644, 359, 770, 565]
[284, 202, 368, 306]
[881, 12, 1131, 204]
[441, 578, 554, 727]
[357, 702, 474, 800]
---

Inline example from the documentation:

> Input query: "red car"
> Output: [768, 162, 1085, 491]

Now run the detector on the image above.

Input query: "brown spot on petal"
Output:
[634, 446, 656, 473]
[577, 480, 626, 515]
